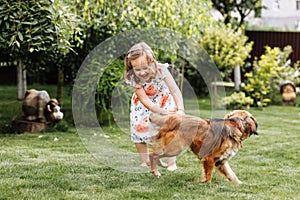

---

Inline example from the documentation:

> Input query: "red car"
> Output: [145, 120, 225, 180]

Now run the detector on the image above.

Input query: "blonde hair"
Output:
[124, 42, 157, 83]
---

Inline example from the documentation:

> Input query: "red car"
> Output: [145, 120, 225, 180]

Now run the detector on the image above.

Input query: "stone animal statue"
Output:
[22, 89, 63, 123]
[280, 81, 296, 106]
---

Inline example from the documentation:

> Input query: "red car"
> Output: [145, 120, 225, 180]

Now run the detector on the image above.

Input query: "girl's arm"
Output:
[134, 85, 168, 114]
[163, 69, 185, 113]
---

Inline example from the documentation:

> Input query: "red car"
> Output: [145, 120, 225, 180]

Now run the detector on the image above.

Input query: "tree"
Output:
[199, 23, 253, 81]
[0, 0, 78, 100]
[70, 0, 216, 125]
[211, 0, 265, 28]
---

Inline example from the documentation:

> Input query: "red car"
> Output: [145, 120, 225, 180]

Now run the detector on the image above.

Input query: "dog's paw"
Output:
[233, 179, 243, 184]
[156, 172, 161, 177]
[193, 178, 211, 183]
[157, 160, 167, 168]
[151, 170, 161, 177]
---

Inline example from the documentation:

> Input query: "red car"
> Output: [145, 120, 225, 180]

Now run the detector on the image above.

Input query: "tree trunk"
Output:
[180, 64, 184, 91]
[234, 65, 241, 91]
[17, 61, 27, 100]
[57, 68, 64, 104]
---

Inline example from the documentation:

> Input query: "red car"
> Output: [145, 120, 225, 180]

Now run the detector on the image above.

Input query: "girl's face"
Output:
[131, 55, 154, 82]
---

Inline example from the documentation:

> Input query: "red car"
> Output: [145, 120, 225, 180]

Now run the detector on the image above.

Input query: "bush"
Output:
[200, 23, 253, 81]
[244, 45, 300, 107]
[223, 91, 254, 109]
[96, 59, 132, 125]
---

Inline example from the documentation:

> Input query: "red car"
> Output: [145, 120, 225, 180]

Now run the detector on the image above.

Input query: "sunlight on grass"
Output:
[1, 85, 300, 199]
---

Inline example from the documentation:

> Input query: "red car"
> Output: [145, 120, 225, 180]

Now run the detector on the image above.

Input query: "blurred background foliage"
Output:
[1, 0, 298, 125]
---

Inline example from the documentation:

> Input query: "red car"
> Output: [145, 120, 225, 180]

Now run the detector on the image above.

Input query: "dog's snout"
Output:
[252, 130, 258, 135]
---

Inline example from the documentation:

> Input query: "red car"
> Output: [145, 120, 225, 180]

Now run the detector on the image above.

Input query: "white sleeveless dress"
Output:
[126, 63, 177, 143]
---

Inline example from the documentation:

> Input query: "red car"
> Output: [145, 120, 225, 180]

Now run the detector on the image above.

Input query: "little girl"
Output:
[124, 42, 185, 171]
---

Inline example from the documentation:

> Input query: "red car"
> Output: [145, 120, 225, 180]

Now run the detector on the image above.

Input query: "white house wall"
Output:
[262, 0, 298, 17]
[247, 0, 300, 30]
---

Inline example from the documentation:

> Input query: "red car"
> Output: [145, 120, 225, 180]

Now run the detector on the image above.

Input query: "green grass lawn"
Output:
[1, 85, 300, 199]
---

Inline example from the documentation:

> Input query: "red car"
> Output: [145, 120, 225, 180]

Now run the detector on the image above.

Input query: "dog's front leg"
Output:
[216, 161, 242, 184]
[149, 152, 161, 177]
[199, 157, 215, 183]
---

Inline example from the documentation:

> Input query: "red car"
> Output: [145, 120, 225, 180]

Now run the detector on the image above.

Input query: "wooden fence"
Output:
[246, 30, 300, 63]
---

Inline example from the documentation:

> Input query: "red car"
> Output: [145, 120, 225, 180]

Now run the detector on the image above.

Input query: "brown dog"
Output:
[149, 110, 258, 184]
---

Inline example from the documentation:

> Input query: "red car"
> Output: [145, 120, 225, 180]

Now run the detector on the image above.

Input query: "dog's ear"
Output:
[199, 120, 227, 159]
[224, 110, 236, 119]
[227, 117, 244, 142]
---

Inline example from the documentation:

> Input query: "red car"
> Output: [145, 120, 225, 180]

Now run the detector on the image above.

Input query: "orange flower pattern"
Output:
[134, 117, 149, 133]
[132, 94, 139, 105]
[160, 94, 169, 108]
[145, 85, 158, 96]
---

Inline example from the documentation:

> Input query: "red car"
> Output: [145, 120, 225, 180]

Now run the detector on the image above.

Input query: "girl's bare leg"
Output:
[167, 156, 177, 171]
[135, 143, 150, 166]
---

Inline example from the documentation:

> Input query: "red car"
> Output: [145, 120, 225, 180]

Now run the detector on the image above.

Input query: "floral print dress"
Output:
[127, 64, 177, 143]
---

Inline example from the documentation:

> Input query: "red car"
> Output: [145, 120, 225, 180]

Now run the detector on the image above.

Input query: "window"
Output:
[297, 0, 300, 10]
[272, 0, 280, 10]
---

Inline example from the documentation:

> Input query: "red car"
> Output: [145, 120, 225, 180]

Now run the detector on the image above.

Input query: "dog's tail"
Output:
[150, 113, 202, 139]
[150, 113, 202, 129]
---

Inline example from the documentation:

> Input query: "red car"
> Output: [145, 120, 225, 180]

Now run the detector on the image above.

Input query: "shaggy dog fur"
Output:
[149, 110, 258, 184]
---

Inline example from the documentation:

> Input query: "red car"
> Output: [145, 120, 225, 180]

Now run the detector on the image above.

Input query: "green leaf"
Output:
[17, 32, 23, 41]
[15, 40, 20, 48]
[9, 35, 15, 46]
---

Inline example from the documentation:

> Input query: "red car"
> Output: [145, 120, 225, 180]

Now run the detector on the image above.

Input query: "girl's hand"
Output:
[176, 109, 185, 115]
[160, 109, 170, 115]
